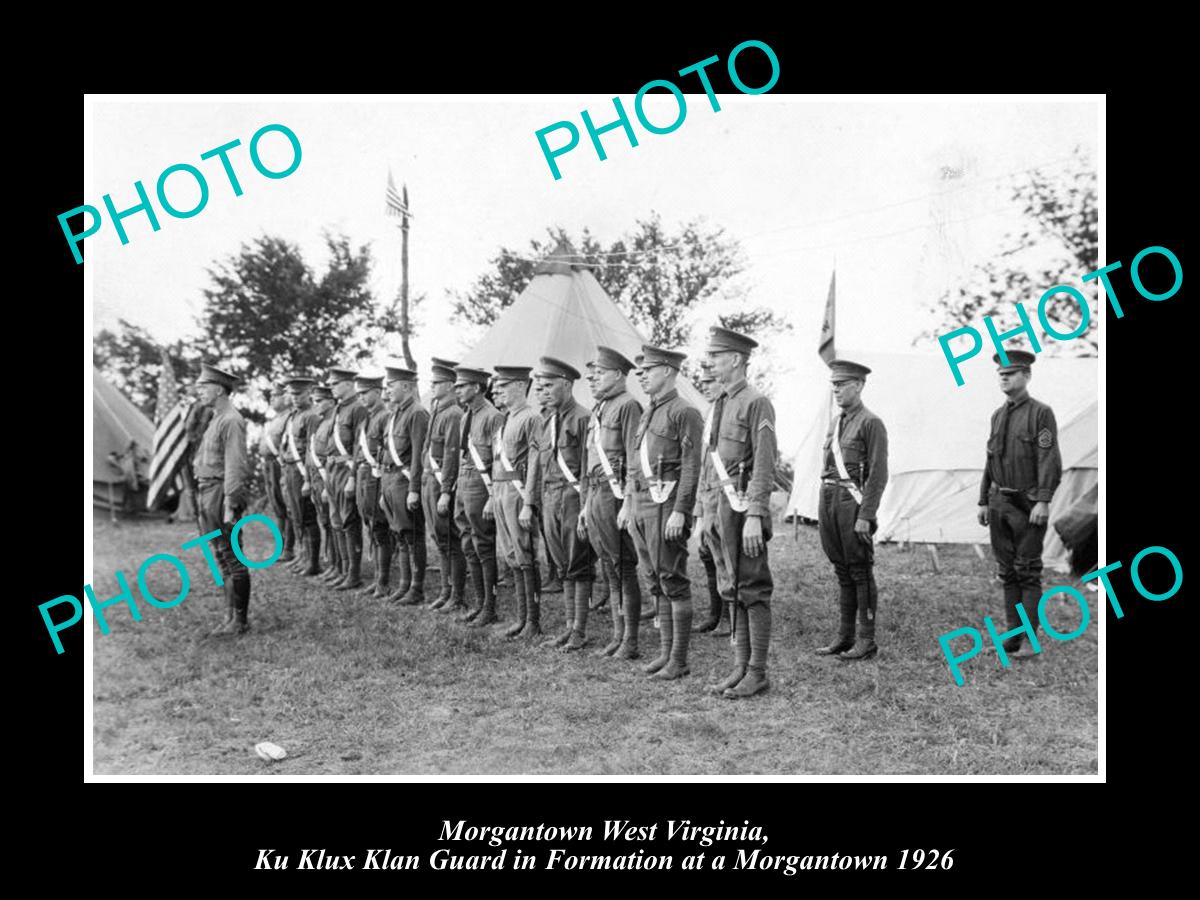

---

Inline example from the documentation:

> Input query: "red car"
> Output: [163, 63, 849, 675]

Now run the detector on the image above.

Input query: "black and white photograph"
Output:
[84, 92, 1101, 777]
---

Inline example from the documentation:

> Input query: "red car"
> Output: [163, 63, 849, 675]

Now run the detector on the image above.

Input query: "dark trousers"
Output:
[196, 481, 250, 611]
[988, 491, 1047, 590]
[629, 490, 690, 602]
[454, 473, 496, 566]
[542, 481, 595, 581]
[355, 466, 391, 546]
[714, 494, 773, 608]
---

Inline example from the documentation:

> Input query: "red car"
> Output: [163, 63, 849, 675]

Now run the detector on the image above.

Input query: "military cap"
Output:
[284, 373, 316, 388]
[196, 363, 239, 390]
[327, 366, 357, 384]
[633, 353, 645, 369]
[640, 344, 687, 371]
[590, 345, 635, 374]
[494, 365, 533, 386]
[535, 356, 581, 381]
[993, 349, 1037, 372]
[312, 384, 333, 400]
[706, 326, 759, 355]
[454, 366, 492, 387]
[354, 373, 384, 391]
[430, 364, 457, 384]
[385, 365, 418, 384]
[828, 359, 872, 382]
[431, 356, 460, 370]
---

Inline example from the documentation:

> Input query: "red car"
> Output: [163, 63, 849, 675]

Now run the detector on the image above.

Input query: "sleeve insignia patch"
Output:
[1037, 428, 1053, 449]
[758, 420, 775, 432]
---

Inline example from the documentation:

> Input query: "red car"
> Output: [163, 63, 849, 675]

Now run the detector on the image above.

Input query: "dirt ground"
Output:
[90, 517, 1097, 775]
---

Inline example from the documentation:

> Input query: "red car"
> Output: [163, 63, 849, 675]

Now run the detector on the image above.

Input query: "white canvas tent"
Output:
[459, 253, 705, 410]
[786, 350, 1097, 572]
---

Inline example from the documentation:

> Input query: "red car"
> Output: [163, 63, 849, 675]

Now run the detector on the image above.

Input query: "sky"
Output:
[87, 96, 1098, 454]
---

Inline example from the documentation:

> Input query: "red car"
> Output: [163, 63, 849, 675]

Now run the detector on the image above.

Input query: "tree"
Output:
[920, 146, 1098, 355]
[196, 232, 380, 406]
[450, 213, 782, 349]
[93, 319, 200, 417]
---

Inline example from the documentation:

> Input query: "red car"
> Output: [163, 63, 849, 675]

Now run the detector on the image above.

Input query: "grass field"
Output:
[91, 516, 1097, 775]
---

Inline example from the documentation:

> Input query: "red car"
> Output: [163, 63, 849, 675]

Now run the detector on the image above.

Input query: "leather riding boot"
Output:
[335, 530, 363, 590]
[596, 572, 624, 656]
[519, 567, 542, 638]
[429, 548, 453, 609]
[709, 606, 749, 693]
[210, 583, 238, 635]
[642, 597, 672, 674]
[542, 579, 574, 647]
[654, 599, 692, 680]
[398, 535, 427, 606]
[1010, 583, 1043, 658]
[380, 536, 408, 601]
[303, 525, 323, 576]
[815, 584, 857, 655]
[694, 557, 722, 633]
[472, 557, 499, 626]
[439, 547, 468, 614]
[279, 518, 296, 563]
[504, 566, 527, 638]
[839, 580, 877, 660]
[232, 574, 252, 635]
[367, 535, 392, 599]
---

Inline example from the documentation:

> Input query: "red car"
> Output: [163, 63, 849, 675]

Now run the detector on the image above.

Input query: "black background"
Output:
[17, 22, 1188, 884]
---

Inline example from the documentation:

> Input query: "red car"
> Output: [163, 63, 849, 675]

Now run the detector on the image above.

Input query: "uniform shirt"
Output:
[582, 389, 642, 504]
[628, 387, 704, 516]
[424, 396, 463, 496]
[332, 396, 368, 469]
[528, 397, 591, 496]
[381, 394, 429, 481]
[493, 402, 539, 486]
[458, 397, 504, 480]
[979, 393, 1062, 504]
[280, 404, 322, 468]
[707, 378, 777, 519]
[821, 400, 889, 521]
[193, 396, 251, 507]
[260, 411, 288, 458]
[354, 401, 389, 471]
[308, 406, 337, 481]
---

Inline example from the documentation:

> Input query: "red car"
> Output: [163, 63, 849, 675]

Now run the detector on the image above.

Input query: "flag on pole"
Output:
[385, 170, 410, 218]
[818, 270, 836, 363]
[146, 349, 192, 510]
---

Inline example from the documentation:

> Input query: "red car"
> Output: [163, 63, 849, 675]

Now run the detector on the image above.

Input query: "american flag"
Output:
[146, 348, 191, 510]
[385, 171, 411, 218]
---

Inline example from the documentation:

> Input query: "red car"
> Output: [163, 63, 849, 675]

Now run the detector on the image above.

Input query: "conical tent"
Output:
[786, 350, 1098, 572]
[94, 367, 155, 511]
[460, 255, 706, 410]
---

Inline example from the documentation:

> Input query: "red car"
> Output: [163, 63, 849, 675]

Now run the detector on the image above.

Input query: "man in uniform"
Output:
[192, 363, 253, 634]
[580, 346, 644, 659]
[421, 358, 465, 612]
[694, 370, 730, 636]
[532, 378, 563, 596]
[703, 327, 777, 698]
[279, 374, 324, 577]
[978, 349, 1061, 658]
[618, 345, 702, 679]
[306, 383, 341, 581]
[259, 382, 295, 564]
[814, 360, 889, 661]
[452, 366, 505, 625]
[327, 367, 370, 591]
[349, 373, 393, 597]
[524, 357, 595, 651]
[489, 366, 541, 638]
[378, 366, 430, 605]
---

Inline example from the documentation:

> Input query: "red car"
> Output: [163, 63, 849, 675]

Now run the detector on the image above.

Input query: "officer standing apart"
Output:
[694, 370, 731, 637]
[579, 346, 644, 659]
[489, 366, 541, 638]
[619, 345, 702, 679]
[192, 363, 253, 635]
[424, 358, 466, 612]
[525, 358, 596, 651]
[978, 350, 1061, 659]
[380, 366, 430, 605]
[814, 360, 889, 661]
[280, 374, 324, 577]
[704, 327, 777, 698]
[453, 367, 505, 625]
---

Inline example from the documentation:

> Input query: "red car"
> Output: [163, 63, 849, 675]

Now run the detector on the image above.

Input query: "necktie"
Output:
[460, 408, 474, 460]
[552, 412, 560, 451]
[708, 393, 726, 450]
[996, 402, 1013, 458]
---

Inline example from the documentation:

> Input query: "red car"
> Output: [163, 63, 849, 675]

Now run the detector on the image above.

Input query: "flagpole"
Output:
[399, 183, 416, 370]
